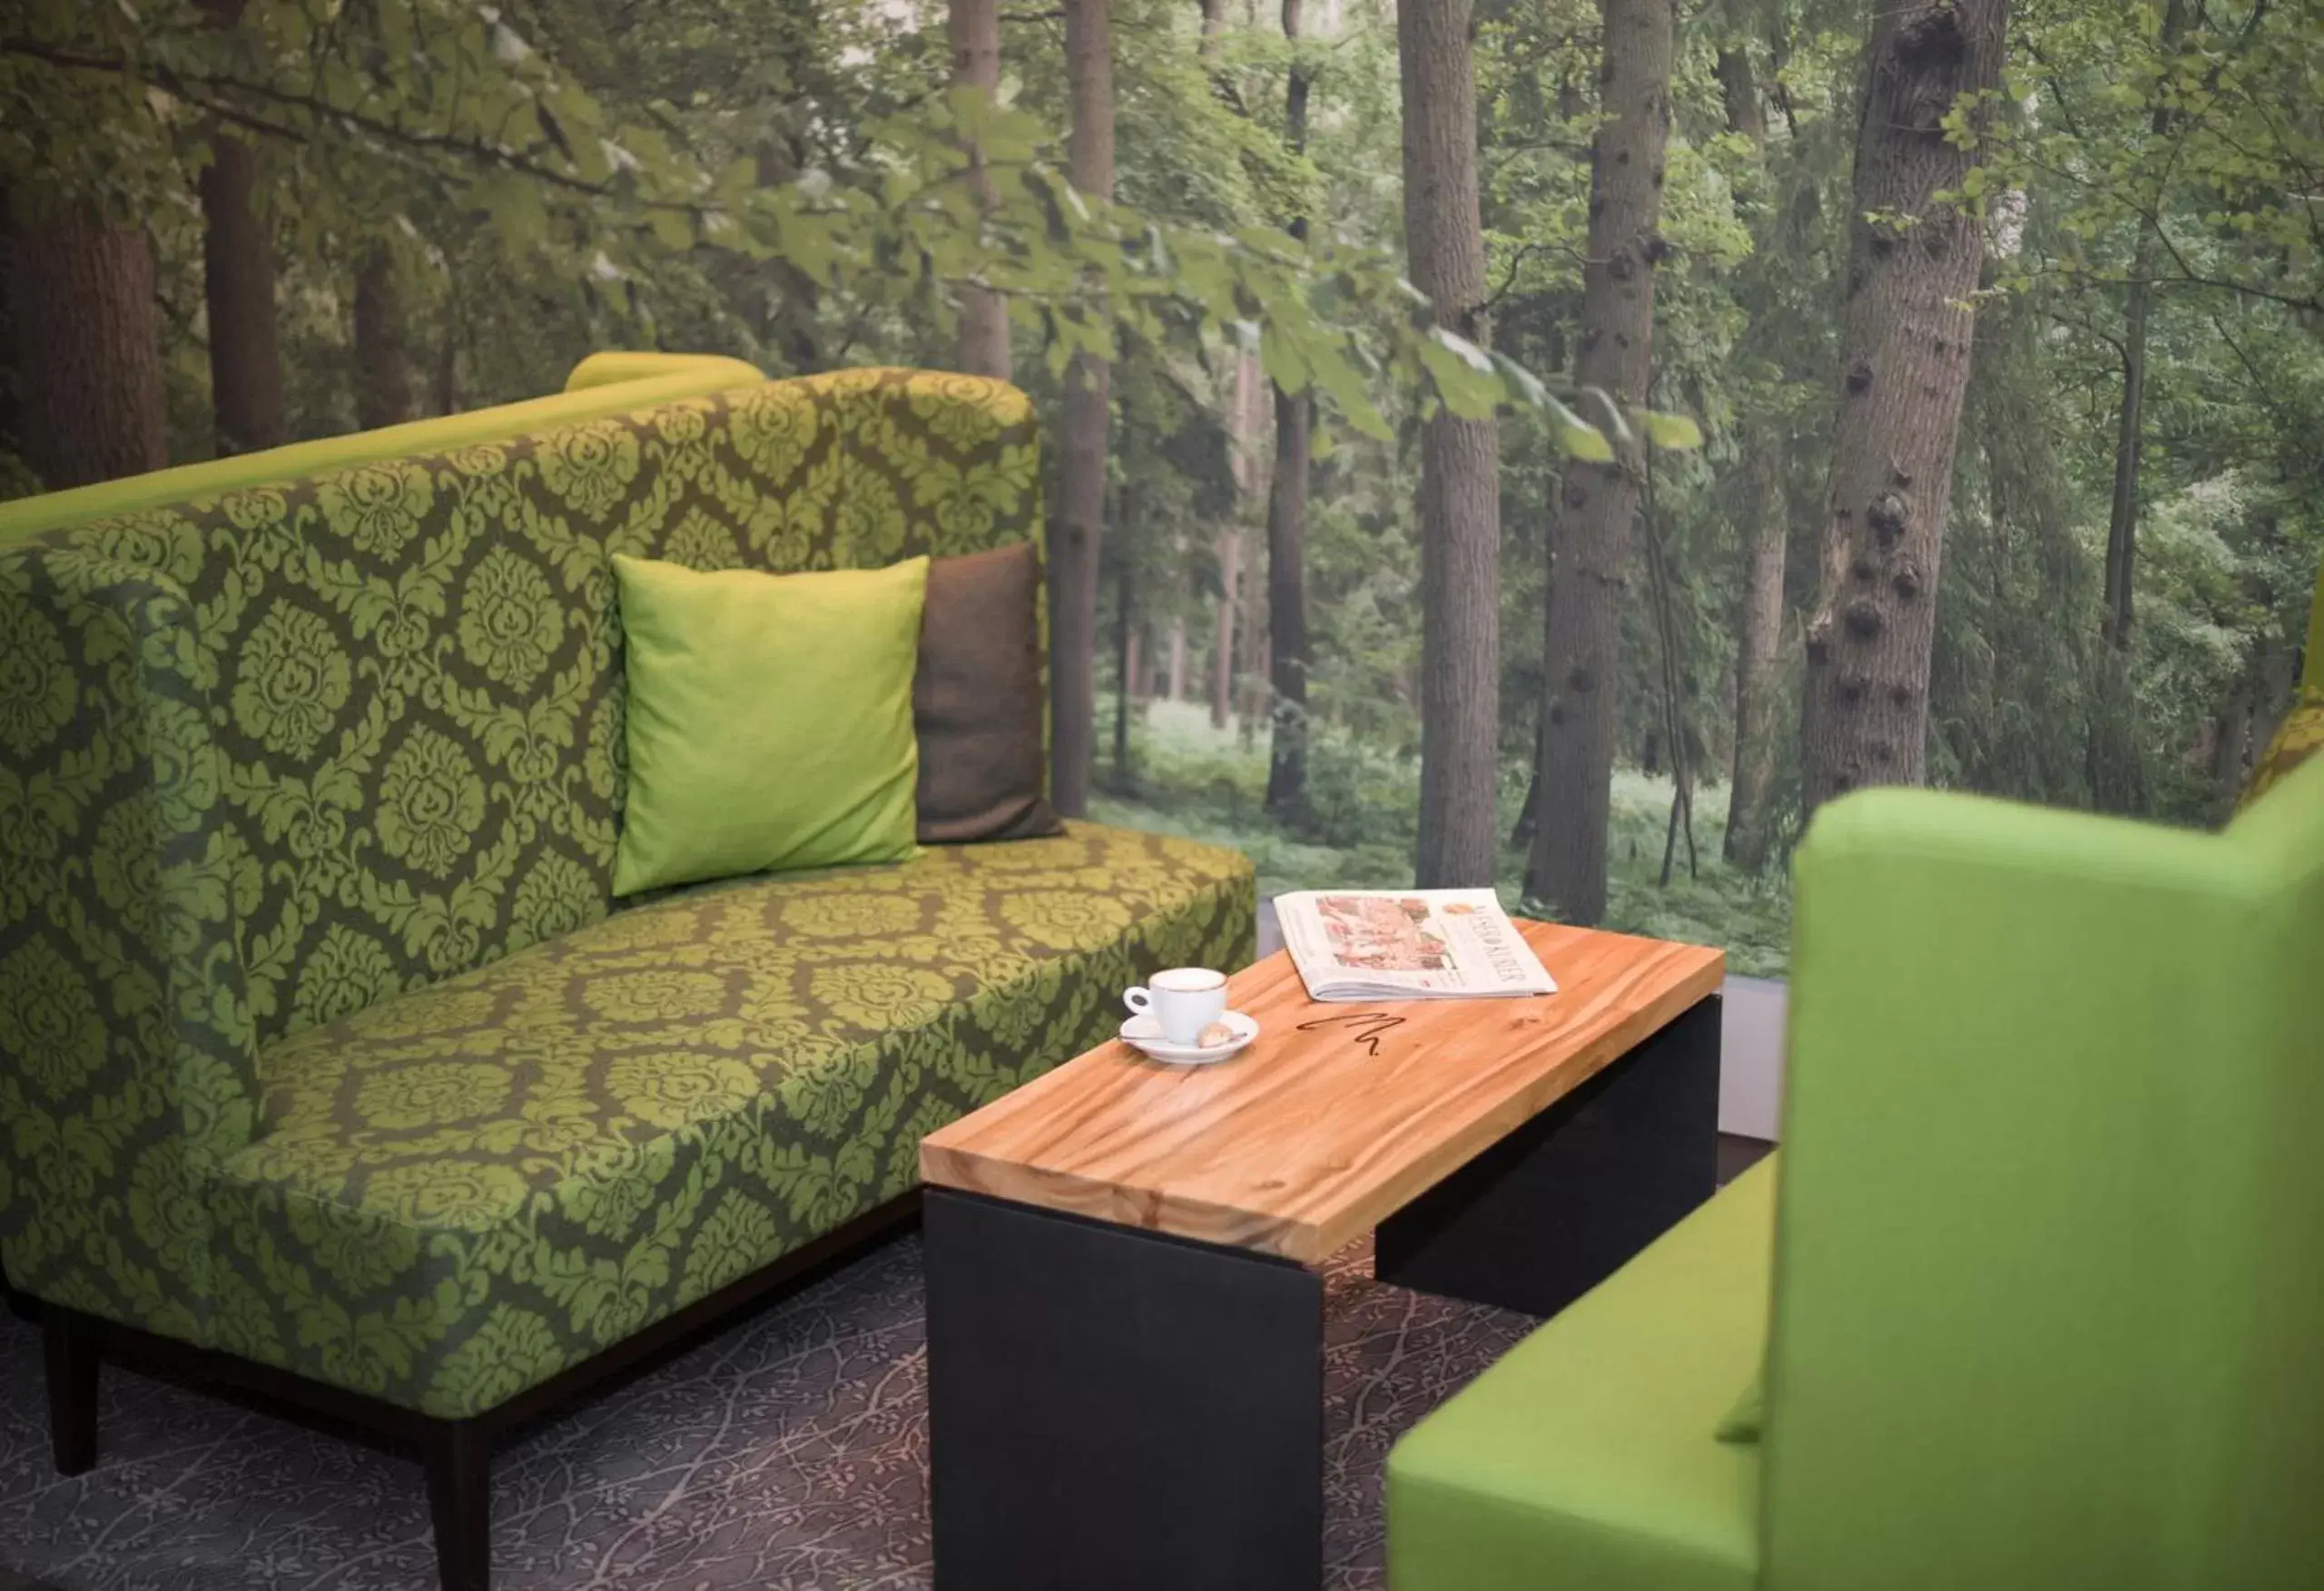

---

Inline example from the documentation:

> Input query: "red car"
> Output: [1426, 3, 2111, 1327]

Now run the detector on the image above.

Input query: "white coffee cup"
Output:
[1123, 967, 1228, 1046]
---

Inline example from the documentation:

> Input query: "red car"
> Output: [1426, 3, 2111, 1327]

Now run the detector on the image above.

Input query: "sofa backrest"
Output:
[0, 354, 751, 1312]
[0, 364, 1039, 1291]
[1762, 757, 2324, 1591]
[0, 353, 767, 545]
[7, 365, 1037, 1055]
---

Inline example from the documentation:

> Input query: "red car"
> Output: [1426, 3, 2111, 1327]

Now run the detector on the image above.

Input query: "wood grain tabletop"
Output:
[919, 920, 1725, 1264]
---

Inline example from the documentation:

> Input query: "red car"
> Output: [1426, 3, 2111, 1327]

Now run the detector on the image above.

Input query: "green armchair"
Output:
[1389, 740, 2324, 1589]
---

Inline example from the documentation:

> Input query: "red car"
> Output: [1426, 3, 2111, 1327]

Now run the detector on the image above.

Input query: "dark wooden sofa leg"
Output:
[424, 1418, 493, 1591]
[12, 1197, 915, 1588]
[44, 1306, 99, 1475]
[4, 1267, 40, 1323]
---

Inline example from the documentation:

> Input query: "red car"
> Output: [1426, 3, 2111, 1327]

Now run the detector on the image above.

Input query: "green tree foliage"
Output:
[3, 0, 2314, 974]
[1, 0, 1673, 470]
[1956, 0, 2324, 820]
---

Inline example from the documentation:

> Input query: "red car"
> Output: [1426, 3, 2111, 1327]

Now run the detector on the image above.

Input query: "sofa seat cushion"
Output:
[204, 822, 1253, 1419]
[1386, 1157, 1777, 1591]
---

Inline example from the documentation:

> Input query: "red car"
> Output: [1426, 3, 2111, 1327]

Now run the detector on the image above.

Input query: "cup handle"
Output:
[1123, 987, 1152, 1016]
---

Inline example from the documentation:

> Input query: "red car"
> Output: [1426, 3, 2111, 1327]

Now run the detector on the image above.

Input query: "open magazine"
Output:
[1274, 889, 1558, 1001]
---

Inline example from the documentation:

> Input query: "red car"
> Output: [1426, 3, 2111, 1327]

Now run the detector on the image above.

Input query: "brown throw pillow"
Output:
[913, 542, 1063, 842]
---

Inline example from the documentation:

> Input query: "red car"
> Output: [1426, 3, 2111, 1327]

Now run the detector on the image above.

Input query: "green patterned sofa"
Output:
[0, 357, 1254, 1589]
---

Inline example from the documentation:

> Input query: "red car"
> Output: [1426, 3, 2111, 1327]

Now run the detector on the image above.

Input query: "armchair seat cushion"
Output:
[1387, 1156, 1776, 1591]
[205, 822, 1251, 1418]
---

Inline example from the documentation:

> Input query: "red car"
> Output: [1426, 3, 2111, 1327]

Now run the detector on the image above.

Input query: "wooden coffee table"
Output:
[919, 920, 1725, 1591]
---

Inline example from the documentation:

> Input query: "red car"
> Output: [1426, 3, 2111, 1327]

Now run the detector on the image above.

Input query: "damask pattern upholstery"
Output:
[220, 826, 1248, 1417]
[0, 366, 1256, 1416]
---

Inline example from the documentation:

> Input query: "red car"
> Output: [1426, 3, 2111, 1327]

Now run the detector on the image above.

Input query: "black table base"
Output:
[924, 992, 1722, 1591]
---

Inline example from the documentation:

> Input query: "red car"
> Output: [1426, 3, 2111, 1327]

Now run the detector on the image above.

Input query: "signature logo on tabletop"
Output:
[1294, 1012, 1407, 1057]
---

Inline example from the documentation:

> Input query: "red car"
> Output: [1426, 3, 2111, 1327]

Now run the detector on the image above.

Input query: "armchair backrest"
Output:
[1761, 756, 2324, 1591]
[2239, 557, 2324, 810]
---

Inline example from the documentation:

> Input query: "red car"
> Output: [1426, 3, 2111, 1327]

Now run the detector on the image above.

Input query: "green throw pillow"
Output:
[612, 553, 931, 896]
[1715, 1373, 1765, 1445]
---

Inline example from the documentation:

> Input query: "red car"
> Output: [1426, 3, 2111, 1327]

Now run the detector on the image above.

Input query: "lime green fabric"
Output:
[213, 823, 1250, 1417]
[612, 554, 930, 895]
[562, 352, 764, 394]
[1713, 1377, 1763, 1445]
[2239, 556, 2324, 810]
[0, 364, 1214, 1421]
[2305, 557, 2323, 700]
[2240, 699, 2324, 810]
[1764, 754, 2324, 1591]
[2235, 560, 2322, 810]
[1387, 1158, 1775, 1591]
[1390, 753, 2324, 1591]
[0, 354, 763, 544]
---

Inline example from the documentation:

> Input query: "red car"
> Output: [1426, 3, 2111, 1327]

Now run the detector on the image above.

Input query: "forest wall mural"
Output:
[4, 0, 2318, 977]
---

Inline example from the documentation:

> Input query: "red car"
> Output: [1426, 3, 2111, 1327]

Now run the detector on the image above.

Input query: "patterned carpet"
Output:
[0, 1229, 1531, 1590]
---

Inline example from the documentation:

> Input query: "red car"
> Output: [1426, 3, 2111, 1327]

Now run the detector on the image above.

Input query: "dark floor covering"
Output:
[0, 1137, 1773, 1591]
[0, 1233, 1527, 1590]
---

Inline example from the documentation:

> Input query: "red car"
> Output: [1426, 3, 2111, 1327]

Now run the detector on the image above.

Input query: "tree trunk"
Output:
[197, 0, 283, 458]
[2102, 252, 2153, 649]
[1511, 763, 1541, 848]
[1799, 0, 2009, 817]
[1265, 379, 1314, 810]
[1400, 0, 1502, 888]
[2089, 229, 2153, 814]
[950, 0, 1011, 379]
[2087, 0, 2185, 815]
[1716, 45, 1766, 142]
[1265, 0, 1314, 815]
[2211, 671, 2253, 810]
[1167, 617, 1188, 699]
[1114, 532, 1135, 788]
[1526, 0, 1677, 923]
[1725, 440, 1789, 868]
[2240, 630, 2299, 804]
[1198, 0, 1229, 56]
[199, 133, 284, 457]
[1049, 0, 1114, 816]
[353, 248, 419, 430]
[1212, 346, 1263, 732]
[2100, 0, 2187, 651]
[1212, 527, 1240, 728]
[1232, 353, 1271, 729]
[10, 203, 166, 488]
[1716, 44, 1787, 872]
[1242, 627, 1269, 727]
[433, 320, 461, 416]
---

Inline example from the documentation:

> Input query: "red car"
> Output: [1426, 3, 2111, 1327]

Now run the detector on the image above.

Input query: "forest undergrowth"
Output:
[1093, 701, 1794, 978]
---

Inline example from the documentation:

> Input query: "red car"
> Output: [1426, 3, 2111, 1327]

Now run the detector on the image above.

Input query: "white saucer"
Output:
[1119, 1008, 1260, 1066]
